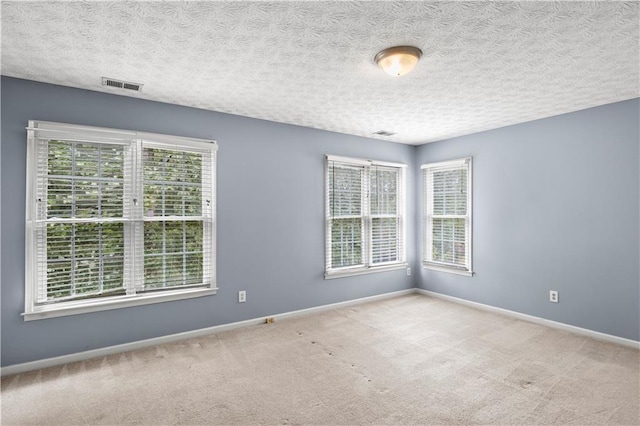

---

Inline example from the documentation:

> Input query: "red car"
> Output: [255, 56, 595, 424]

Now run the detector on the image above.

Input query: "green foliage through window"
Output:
[326, 157, 405, 273]
[40, 138, 210, 303]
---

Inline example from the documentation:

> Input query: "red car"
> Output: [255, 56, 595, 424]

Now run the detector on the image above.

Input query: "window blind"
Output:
[26, 121, 217, 316]
[326, 155, 406, 276]
[32, 129, 135, 304]
[139, 142, 215, 292]
[422, 158, 472, 272]
[370, 165, 403, 265]
[327, 162, 365, 269]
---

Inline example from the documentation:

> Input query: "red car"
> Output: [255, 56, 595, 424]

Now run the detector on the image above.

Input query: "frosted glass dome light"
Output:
[374, 46, 423, 77]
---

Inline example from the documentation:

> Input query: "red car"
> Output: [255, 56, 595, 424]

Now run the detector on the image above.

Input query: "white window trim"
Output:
[325, 155, 407, 279]
[24, 121, 218, 320]
[421, 157, 474, 276]
[22, 288, 218, 321]
[324, 263, 408, 279]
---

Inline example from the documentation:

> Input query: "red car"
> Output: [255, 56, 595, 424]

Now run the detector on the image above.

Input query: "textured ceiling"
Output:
[1, 1, 638, 145]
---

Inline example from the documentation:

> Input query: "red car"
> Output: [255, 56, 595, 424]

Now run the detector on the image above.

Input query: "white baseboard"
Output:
[0, 288, 414, 376]
[416, 289, 640, 349]
[4, 287, 635, 376]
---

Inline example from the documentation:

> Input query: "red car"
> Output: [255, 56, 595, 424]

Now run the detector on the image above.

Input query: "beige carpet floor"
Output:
[1, 294, 639, 425]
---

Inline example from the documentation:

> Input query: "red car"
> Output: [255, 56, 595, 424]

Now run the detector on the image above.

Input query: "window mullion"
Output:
[124, 139, 143, 295]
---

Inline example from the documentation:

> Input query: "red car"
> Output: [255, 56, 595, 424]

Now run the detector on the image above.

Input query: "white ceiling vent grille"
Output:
[102, 77, 143, 92]
[373, 130, 396, 137]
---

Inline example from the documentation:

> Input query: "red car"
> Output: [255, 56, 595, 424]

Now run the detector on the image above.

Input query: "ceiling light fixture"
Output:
[374, 46, 422, 77]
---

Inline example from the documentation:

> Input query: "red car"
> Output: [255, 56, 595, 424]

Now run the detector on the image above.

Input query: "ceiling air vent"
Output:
[102, 77, 143, 92]
[373, 130, 396, 137]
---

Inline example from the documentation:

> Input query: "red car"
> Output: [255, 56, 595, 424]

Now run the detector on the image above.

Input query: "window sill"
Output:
[325, 263, 408, 280]
[422, 262, 474, 277]
[23, 287, 218, 321]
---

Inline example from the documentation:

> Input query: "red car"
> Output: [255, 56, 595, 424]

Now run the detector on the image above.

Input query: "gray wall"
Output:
[415, 98, 640, 341]
[2, 76, 638, 368]
[0, 77, 416, 367]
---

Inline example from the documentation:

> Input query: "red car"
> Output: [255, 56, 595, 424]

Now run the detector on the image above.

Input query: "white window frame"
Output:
[325, 155, 407, 279]
[422, 157, 473, 276]
[24, 121, 217, 320]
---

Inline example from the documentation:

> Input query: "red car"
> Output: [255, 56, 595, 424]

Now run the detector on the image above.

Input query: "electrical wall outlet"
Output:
[238, 290, 246, 303]
[407, 267, 411, 276]
[549, 290, 558, 303]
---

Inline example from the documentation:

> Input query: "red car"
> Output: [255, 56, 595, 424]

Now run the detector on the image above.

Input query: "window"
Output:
[25, 121, 217, 320]
[325, 155, 406, 278]
[422, 157, 473, 276]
